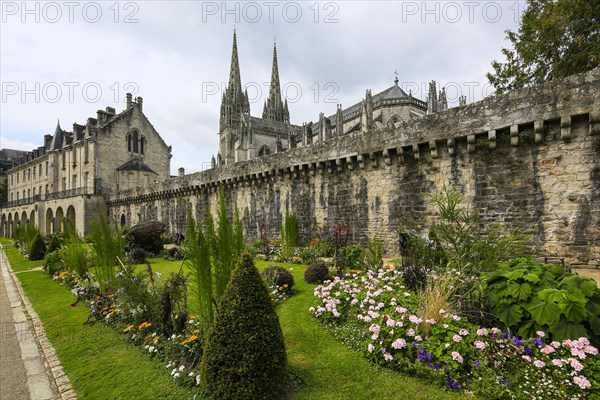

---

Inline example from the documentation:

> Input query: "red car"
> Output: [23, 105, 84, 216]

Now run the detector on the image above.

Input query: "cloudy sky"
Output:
[1, 1, 523, 174]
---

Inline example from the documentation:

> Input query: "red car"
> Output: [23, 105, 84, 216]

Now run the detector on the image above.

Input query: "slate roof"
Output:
[117, 159, 157, 174]
[329, 84, 426, 123]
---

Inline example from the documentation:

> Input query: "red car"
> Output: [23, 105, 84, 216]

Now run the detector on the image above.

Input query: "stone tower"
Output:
[219, 30, 250, 163]
[262, 42, 289, 123]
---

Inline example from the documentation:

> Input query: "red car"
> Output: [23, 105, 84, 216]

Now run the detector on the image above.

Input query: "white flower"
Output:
[174, 372, 180, 378]
[148, 346, 155, 352]
[155, 271, 162, 278]
[188, 372, 194, 377]
[196, 375, 201, 386]
[179, 365, 185, 371]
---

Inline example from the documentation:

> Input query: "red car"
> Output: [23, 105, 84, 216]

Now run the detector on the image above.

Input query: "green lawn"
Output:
[0, 238, 44, 271]
[5, 245, 463, 399]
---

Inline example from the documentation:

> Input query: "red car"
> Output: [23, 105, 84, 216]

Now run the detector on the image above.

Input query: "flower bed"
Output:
[309, 268, 599, 399]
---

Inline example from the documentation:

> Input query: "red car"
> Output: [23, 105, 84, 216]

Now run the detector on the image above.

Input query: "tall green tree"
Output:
[487, 0, 600, 94]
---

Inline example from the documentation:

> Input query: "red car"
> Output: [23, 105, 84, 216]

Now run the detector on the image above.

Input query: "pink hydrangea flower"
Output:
[474, 340, 486, 350]
[392, 338, 407, 349]
[451, 351, 463, 363]
[369, 324, 380, 334]
[407, 328, 415, 337]
[368, 344, 375, 353]
[384, 352, 394, 362]
[551, 341, 561, 348]
[522, 355, 531, 362]
[568, 358, 584, 372]
[541, 346, 555, 355]
[533, 359, 545, 368]
[536, 330, 545, 337]
[552, 359, 564, 367]
[386, 318, 395, 327]
[453, 335, 462, 343]
[459, 329, 469, 336]
[476, 328, 488, 336]
[573, 375, 591, 389]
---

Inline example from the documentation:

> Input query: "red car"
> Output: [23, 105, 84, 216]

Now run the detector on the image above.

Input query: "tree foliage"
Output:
[487, 0, 600, 93]
[29, 233, 47, 261]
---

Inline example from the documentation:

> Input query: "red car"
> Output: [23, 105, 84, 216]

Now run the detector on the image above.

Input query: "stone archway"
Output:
[14, 213, 20, 229]
[120, 213, 126, 228]
[21, 211, 28, 225]
[66, 205, 76, 232]
[30, 210, 36, 229]
[46, 208, 54, 235]
[55, 207, 64, 233]
[1, 214, 6, 237]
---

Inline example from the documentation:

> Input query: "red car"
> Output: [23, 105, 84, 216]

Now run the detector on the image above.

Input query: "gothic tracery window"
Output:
[128, 129, 145, 155]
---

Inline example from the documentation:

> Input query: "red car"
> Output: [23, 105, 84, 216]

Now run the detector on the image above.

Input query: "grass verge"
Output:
[0, 238, 43, 271]
[4, 251, 197, 399]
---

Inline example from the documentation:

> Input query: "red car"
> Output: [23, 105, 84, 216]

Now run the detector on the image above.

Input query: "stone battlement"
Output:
[107, 68, 600, 266]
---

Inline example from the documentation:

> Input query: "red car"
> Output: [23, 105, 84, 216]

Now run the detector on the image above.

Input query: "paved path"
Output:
[0, 246, 73, 400]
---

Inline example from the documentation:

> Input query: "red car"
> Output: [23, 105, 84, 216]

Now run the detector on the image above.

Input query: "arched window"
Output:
[128, 129, 144, 155]
[258, 145, 271, 157]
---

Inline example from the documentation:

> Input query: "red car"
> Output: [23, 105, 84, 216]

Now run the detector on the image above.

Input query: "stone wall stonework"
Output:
[108, 69, 600, 267]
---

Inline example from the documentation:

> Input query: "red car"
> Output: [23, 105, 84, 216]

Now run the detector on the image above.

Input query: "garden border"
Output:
[1, 244, 77, 400]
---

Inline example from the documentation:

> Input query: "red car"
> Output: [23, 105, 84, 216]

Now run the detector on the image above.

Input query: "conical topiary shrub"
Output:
[29, 233, 47, 261]
[200, 253, 287, 400]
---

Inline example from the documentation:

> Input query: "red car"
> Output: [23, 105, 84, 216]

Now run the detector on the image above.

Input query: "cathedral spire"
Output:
[228, 29, 242, 96]
[221, 30, 249, 127]
[263, 40, 289, 123]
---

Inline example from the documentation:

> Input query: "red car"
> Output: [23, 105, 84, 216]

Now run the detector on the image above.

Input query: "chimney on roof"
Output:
[126, 93, 132, 108]
[44, 134, 52, 148]
[178, 167, 185, 177]
[136, 96, 143, 112]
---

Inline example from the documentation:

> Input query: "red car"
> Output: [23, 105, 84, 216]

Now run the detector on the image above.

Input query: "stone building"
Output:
[0, 95, 172, 237]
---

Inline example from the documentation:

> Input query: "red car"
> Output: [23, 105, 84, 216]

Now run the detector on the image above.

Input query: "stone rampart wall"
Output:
[107, 69, 600, 266]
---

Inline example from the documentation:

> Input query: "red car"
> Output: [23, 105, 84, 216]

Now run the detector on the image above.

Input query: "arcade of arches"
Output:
[0, 204, 76, 237]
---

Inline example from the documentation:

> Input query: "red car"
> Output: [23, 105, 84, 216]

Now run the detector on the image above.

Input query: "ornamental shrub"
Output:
[200, 253, 287, 400]
[481, 257, 600, 347]
[29, 233, 46, 261]
[261, 266, 294, 292]
[304, 260, 330, 284]
[43, 250, 64, 276]
[45, 235, 62, 256]
[129, 247, 148, 264]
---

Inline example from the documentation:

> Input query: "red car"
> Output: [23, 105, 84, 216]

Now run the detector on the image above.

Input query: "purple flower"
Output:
[533, 338, 543, 347]
[474, 360, 480, 368]
[418, 350, 426, 362]
[513, 337, 525, 346]
[525, 347, 534, 355]
[434, 363, 441, 371]
[426, 352, 433, 361]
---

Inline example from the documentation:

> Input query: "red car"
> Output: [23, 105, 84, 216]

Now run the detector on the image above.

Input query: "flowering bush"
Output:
[310, 268, 599, 398]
